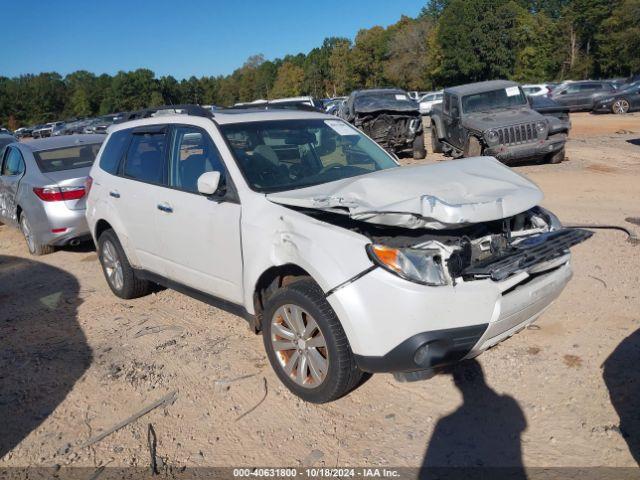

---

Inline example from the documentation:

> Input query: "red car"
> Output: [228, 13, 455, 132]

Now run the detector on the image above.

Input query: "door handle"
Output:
[109, 191, 120, 198]
[157, 202, 173, 213]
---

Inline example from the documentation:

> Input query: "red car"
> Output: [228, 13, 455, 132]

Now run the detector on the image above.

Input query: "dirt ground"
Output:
[1, 112, 639, 472]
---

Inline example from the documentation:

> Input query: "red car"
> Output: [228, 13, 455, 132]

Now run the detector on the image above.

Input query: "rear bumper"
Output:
[30, 202, 90, 246]
[485, 133, 566, 161]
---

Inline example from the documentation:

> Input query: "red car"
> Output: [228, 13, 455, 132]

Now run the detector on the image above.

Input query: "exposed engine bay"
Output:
[354, 113, 422, 152]
[293, 205, 593, 284]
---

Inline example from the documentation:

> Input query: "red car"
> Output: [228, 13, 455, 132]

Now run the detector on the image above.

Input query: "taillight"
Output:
[85, 176, 93, 196]
[33, 186, 86, 202]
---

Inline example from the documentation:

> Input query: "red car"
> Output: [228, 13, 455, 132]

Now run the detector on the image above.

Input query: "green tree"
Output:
[351, 26, 390, 88]
[328, 39, 357, 95]
[596, 0, 640, 77]
[436, 0, 521, 85]
[269, 62, 305, 98]
[384, 17, 434, 90]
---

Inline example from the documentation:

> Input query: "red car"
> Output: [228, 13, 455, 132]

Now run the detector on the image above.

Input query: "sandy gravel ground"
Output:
[1, 113, 639, 472]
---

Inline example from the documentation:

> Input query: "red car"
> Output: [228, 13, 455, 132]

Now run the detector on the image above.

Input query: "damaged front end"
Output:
[292, 205, 592, 287]
[354, 113, 422, 152]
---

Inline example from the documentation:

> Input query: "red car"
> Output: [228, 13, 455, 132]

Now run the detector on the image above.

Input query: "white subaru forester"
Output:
[86, 105, 591, 403]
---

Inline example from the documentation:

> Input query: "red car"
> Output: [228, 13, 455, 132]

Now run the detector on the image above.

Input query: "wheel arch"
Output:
[252, 263, 318, 332]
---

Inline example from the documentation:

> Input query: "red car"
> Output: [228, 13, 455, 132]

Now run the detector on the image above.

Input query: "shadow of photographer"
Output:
[0, 255, 92, 458]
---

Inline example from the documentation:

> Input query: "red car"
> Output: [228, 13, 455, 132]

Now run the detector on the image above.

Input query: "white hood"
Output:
[266, 157, 543, 229]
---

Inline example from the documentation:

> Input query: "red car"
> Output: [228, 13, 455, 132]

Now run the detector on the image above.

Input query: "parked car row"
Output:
[11, 114, 127, 140]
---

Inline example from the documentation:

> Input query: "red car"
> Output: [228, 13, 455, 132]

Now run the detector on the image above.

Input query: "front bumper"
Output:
[328, 257, 573, 373]
[592, 102, 613, 113]
[485, 133, 566, 162]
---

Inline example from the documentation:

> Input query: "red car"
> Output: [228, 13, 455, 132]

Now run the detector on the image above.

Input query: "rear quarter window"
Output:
[100, 129, 131, 174]
[34, 143, 102, 173]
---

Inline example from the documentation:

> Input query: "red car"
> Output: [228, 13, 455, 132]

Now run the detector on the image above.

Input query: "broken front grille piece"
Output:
[461, 228, 593, 281]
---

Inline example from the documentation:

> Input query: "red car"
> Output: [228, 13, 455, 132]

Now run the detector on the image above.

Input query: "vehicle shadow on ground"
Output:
[420, 359, 527, 480]
[0, 255, 92, 458]
[626, 138, 640, 147]
[603, 328, 640, 466]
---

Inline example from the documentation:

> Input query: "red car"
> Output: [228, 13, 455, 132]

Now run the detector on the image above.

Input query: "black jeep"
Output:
[339, 88, 426, 159]
[430, 80, 567, 164]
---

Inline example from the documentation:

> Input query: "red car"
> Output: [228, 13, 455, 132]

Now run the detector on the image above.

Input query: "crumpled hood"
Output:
[266, 157, 543, 230]
[463, 107, 545, 131]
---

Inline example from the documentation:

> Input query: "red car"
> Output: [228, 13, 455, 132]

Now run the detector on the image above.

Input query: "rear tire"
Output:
[546, 148, 565, 164]
[430, 123, 443, 153]
[262, 279, 363, 403]
[20, 213, 54, 256]
[97, 229, 152, 299]
[412, 134, 427, 160]
[463, 136, 483, 157]
[612, 99, 630, 114]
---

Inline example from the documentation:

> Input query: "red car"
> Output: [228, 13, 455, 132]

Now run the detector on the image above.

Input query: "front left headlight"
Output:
[535, 120, 547, 136]
[367, 244, 447, 286]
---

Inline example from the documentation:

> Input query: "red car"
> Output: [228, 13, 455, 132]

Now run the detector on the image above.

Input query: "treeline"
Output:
[1, 0, 638, 127]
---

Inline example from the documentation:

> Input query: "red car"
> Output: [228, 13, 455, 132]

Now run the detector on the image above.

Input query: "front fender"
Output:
[241, 202, 372, 314]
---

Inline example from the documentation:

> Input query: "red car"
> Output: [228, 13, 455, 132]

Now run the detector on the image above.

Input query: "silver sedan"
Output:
[0, 134, 105, 255]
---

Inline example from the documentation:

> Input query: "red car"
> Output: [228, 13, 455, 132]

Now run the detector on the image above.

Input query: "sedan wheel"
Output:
[612, 99, 630, 114]
[101, 239, 124, 291]
[271, 304, 328, 388]
[20, 215, 36, 254]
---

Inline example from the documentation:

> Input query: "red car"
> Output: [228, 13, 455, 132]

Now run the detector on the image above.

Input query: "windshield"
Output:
[462, 87, 528, 113]
[34, 143, 102, 172]
[220, 119, 398, 193]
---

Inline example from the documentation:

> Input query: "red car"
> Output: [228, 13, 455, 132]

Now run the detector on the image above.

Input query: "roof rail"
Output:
[116, 104, 214, 123]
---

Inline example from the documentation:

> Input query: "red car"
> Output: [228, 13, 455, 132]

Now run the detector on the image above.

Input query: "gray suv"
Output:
[550, 80, 616, 111]
[430, 80, 567, 164]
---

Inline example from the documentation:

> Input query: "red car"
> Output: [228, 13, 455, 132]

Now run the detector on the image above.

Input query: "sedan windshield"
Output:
[220, 119, 398, 193]
[462, 87, 528, 113]
[34, 143, 102, 172]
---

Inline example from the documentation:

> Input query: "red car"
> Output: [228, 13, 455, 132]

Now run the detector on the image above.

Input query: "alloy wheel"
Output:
[612, 99, 629, 114]
[101, 240, 124, 291]
[270, 304, 329, 388]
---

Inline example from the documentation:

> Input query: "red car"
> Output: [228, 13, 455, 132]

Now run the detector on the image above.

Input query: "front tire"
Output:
[430, 123, 443, 153]
[612, 99, 630, 114]
[546, 147, 565, 164]
[412, 134, 427, 160]
[98, 229, 151, 299]
[262, 279, 363, 403]
[20, 213, 54, 256]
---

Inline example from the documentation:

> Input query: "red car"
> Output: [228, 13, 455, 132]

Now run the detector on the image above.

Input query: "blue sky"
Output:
[2, 0, 425, 79]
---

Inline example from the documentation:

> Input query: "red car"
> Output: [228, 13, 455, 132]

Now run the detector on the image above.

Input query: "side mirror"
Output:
[197, 171, 221, 195]
[559, 90, 567, 95]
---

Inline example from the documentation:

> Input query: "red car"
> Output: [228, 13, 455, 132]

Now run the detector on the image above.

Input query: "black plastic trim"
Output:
[136, 270, 253, 324]
[354, 324, 488, 373]
[325, 265, 377, 297]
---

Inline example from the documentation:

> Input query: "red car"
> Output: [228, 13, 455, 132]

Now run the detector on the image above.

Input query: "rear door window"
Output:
[123, 129, 168, 185]
[100, 129, 131, 174]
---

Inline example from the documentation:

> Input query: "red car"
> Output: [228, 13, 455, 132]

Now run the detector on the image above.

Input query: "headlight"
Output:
[484, 129, 499, 145]
[538, 207, 562, 231]
[535, 121, 547, 135]
[367, 244, 447, 286]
